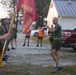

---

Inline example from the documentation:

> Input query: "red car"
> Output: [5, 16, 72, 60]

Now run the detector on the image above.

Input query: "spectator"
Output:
[36, 26, 44, 47]
[23, 28, 31, 46]
[10, 22, 17, 50]
[48, 25, 54, 47]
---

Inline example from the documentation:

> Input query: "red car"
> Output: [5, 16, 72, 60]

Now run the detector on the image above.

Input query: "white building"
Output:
[47, 0, 76, 29]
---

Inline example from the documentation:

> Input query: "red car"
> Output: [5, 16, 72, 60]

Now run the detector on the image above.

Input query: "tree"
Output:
[1, 0, 51, 29]
[35, 0, 51, 28]
[1, 0, 17, 17]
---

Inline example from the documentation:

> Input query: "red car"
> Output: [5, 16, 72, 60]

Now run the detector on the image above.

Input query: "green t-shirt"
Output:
[53, 24, 62, 39]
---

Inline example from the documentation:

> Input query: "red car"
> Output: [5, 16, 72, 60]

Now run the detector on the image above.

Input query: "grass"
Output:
[29, 37, 76, 75]
[30, 36, 50, 44]
[0, 64, 76, 75]
[1, 36, 75, 75]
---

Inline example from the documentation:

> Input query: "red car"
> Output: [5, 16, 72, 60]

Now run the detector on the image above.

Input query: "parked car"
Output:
[30, 27, 48, 37]
[62, 25, 76, 50]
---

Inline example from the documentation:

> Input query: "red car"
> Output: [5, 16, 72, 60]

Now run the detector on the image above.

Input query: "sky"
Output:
[0, 2, 8, 18]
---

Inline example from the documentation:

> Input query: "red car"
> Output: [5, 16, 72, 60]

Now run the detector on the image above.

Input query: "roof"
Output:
[53, 0, 76, 17]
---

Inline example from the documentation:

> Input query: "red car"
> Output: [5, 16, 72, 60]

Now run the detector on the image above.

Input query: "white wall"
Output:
[59, 17, 76, 30]
[47, 0, 76, 30]
[47, 1, 58, 27]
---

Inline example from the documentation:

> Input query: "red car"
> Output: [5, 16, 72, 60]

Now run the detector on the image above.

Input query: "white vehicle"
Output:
[31, 27, 48, 37]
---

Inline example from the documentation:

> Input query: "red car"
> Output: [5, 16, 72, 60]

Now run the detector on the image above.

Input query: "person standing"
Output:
[0, 18, 11, 61]
[0, 33, 11, 58]
[23, 28, 31, 46]
[4, 18, 11, 51]
[44, 17, 62, 70]
[12, 23, 17, 47]
[36, 26, 44, 47]
[10, 22, 17, 50]
[48, 25, 54, 47]
[44, 21, 53, 47]
[0, 19, 6, 58]
[4, 18, 16, 50]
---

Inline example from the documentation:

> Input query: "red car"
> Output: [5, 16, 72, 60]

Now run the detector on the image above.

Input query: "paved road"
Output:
[4, 32, 76, 67]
